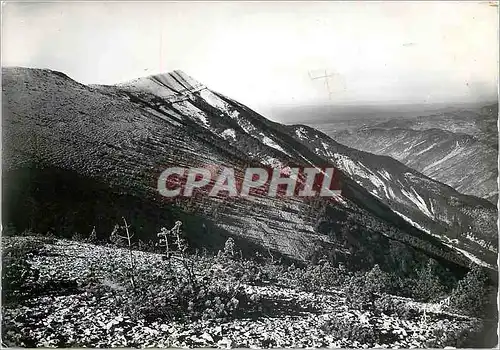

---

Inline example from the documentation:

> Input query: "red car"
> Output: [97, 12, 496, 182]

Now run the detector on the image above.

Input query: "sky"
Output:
[2, 1, 498, 119]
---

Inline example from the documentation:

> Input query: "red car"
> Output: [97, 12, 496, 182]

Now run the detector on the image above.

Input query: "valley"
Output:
[313, 104, 498, 202]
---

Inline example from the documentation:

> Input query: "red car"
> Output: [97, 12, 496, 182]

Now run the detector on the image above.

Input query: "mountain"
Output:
[318, 105, 498, 202]
[2, 67, 497, 279]
[286, 125, 497, 268]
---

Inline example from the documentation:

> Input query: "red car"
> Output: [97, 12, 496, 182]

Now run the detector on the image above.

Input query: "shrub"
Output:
[373, 295, 422, 320]
[157, 221, 185, 258]
[224, 257, 264, 285]
[341, 258, 448, 306]
[410, 259, 446, 302]
[1, 239, 41, 304]
[104, 231, 261, 322]
[71, 232, 85, 241]
[278, 261, 350, 292]
[20, 228, 35, 236]
[2, 223, 17, 237]
[449, 265, 490, 317]
[419, 317, 484, 348]
[115, 249, 260, 322]
[321, 315, 377, 346]
[373, 294, 396, 315]
[345, 264, 391, 310]
[222, 237, 235, 258]
[260, 261, 287, 284]
[86, 226, 98, 243]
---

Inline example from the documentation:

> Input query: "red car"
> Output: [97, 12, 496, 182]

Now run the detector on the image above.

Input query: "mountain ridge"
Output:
[2, 67, 497, 278]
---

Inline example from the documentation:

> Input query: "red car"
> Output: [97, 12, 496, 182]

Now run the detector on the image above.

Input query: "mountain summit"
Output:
[118, 70, 206, 100]
[2, 67, 497, 276]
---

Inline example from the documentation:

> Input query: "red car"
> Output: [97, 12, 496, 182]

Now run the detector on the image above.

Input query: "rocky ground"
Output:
[1, 236, 488, 348]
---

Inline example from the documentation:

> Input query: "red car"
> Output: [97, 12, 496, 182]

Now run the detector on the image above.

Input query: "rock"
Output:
[201, 332, 214, 343]
[217, 337, 234, 349]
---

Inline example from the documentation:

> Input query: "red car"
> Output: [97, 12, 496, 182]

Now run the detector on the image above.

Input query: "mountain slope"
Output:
[115, 70, 498, 267]
[2, 67, 497, 277]
[287, 125, 497, 268]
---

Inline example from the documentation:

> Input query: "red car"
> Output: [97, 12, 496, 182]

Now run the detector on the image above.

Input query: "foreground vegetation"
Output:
[1, 229, 497, 348]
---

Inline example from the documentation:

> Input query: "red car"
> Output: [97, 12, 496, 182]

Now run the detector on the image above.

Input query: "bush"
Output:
[277, 261, 350, 292]
[104, 235, 262, 322]
[449, 265, 490, 317]
[342, 258, 449, 306]
[260, 262, 287, 284]
[373, 294, 396, 315]
[345, 264, 391, 310]
[86, 227, 98, 243]
[2, 239, 41, 304]
[410, 259, 446, 302]
[419, 317, 484, 348]
[2, 223, 17, 237]
[321, 315, 377, 346]
[115, 251, 261, 322]
[71, 232, 85, 241]
[229, 258, 264, 285]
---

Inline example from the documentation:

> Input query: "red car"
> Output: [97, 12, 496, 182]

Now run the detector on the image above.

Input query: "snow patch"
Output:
[295, 127, 308, 140]
[393, 210, 431, 234]
[422, 141, 463, 172]
[261, 135, 291, 156]
[199, 89, 227, 109]
[401, 187, 434, 218]
[414, 143, 436, 156]
[442, 242, 496, 269]
[261, 157, 283, 168]
[378, 170, 392, 181]
[119, 78, 177, 99]
[237, 117, 257, 134]
[334, 154, 394, 200]
[464, 232, 497, 252]
[198, 89, 240, 119]
[172, 101, 210, 128]
[221, 128, 236, 141]
[394, 210, 495, 269]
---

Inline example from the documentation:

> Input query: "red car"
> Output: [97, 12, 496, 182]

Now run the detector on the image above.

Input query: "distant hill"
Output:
[316, 104, 498, 202]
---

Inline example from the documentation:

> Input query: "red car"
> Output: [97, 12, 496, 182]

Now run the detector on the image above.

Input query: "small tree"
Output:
[136, 239, 146, 251]
[109, 224, 121, 245]
[157, 227, 171, 257]
[157, 221, 198, 288]
[110, 218, 136, 289]
[72, 232, 85, 241]
[449, 264, 489, 317]
[157, 221, 184, 258]
[411, 259, 445, 302]
[87, 226, 97, 243]
[223, 237, 235, 258]
[171, 221, 187, 254]
[345, 264, 391, 311]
